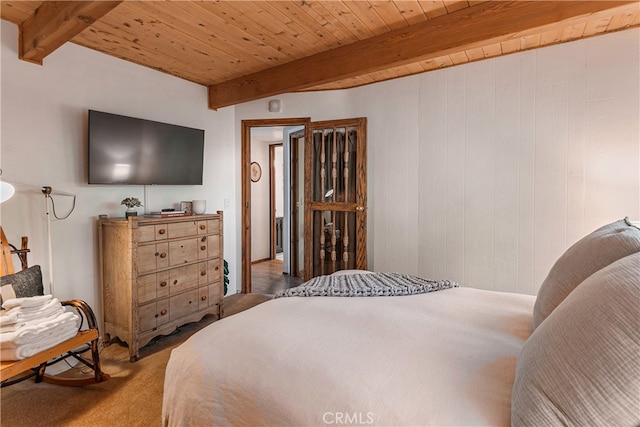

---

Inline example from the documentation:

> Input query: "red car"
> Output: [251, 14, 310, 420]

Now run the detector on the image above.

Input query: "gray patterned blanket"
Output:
[275, 272, 459, 298]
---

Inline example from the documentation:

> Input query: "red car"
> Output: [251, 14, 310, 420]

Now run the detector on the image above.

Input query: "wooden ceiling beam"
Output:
[20, 1, 123, 65]
[208, 0, 637, 109]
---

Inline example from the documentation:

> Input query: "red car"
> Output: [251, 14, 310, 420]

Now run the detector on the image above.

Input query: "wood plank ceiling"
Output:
[2, 1, 639, 109]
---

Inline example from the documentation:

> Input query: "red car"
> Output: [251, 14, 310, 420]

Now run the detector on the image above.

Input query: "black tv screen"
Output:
[88, 110, 204, 185]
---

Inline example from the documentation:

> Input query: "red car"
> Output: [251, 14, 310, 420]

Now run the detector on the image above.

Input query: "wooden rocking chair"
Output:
[0, 227, 110, 386]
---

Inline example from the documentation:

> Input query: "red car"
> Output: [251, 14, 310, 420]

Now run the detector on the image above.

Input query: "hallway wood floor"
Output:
[251, 258, 304, 296]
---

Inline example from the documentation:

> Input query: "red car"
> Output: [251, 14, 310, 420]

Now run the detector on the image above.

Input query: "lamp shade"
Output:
[0, 181, 15, 203]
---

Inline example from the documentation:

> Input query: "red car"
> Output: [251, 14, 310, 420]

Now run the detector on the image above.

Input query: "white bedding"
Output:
[162, 287, 535, 426]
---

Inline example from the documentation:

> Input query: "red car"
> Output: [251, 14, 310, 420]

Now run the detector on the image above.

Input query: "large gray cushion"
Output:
[0, 265, 44, 305]
[512, 253, 640, 426]
[532, 218, 640, 329]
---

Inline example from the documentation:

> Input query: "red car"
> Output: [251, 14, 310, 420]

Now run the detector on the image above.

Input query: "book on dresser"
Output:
[146, 210, 189, 218]
[98, 211, 224, 361]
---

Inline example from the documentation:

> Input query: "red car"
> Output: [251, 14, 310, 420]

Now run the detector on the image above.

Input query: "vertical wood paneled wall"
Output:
[356, 28, 639, 295]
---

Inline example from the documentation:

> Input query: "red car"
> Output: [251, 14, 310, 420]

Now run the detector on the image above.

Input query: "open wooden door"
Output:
[304, 118, 367, 280]
[289, 129, 305, 279]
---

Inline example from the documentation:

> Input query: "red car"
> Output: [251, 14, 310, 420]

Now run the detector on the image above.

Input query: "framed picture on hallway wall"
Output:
[250, 162, 262, 182]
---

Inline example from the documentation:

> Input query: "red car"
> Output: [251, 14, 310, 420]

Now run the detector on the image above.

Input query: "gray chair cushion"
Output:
[512, 253, 640, 426]
[0, 265, 44, 305]
[532, 218, 640, 329]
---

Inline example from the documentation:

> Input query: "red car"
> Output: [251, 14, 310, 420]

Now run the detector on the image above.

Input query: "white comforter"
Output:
[162, 287, 535, 426]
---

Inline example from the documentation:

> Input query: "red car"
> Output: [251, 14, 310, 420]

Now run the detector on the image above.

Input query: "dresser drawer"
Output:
[169, 289, 199, 320]
[197, 260, 210, 285]
[208, 259, 222, 282]
[209, 234, 221, 258]
[138, 242, 169, 274]
[197, 219, 220, 235]
[197, 235, 208, 260]
[209, 281, 222, 303]
[138, 271, 169, 304]
[139, 300, 170, 332]
[168, 238, 198, 266]
[198, 286, 209, 310]
[198, 282, 222, 310]
[168, 263, 200, 294]
[168, 221, 198, 239]
[139, 224, 168, 242]
[198, 282, 221, 310]
[196, 235, 220, 260]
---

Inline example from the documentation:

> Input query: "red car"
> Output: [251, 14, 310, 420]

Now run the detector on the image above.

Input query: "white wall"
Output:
[350, 28, 640, 294]
[0, 21, 237, 325]
[237, 28, 640, 295]
[1, 18, 638, 305]
[250, 134, 271, 261]
[250, 143, 283, 262]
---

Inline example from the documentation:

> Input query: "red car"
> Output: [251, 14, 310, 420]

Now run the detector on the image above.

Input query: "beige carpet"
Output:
[0, 293, 271, 427]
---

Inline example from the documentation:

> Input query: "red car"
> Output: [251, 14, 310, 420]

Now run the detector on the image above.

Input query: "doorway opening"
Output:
[242, 117, 368, 294]
[242, 118, 310, 295]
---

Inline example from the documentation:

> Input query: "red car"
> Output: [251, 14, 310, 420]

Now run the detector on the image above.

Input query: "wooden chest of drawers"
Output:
[98, 212, 224, 361]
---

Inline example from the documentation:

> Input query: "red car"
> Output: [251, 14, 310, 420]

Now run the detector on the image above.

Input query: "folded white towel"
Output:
[0, 310, 19, 327]
[12, 299, 65, 323]
[0, 322, 26, 333]
[0, 311, 79, 348]
[17, 307, 66, 324]
[17, 321, 79, 350]
[1, 298, 65, 324]
[2, 295, 53, 310]
[0, 326, 79, 360]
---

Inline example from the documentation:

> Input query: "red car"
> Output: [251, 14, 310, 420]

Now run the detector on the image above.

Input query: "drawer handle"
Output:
[160, 253, 167, 258]
[189, 301, 192, 304]
[200, 224, 206, 230]
[201, 295, 207, 301]
[160, 281, 167, 288]
[173, 280, 178, 285]
[200, 271, 206, 276]
[158, 229, 166, 235]
[160, 309, 167, 316]
[201, 237, 207, 242]
[200, 245, 206, 251]
[215, 266, 219, 271]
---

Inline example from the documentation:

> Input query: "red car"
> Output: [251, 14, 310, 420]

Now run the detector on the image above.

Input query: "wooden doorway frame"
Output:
[241, 118, 311, 294]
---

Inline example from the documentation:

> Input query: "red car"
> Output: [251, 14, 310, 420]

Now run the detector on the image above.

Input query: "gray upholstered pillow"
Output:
[512, 253, 640, 426]
[0, 265, 44, 305]
[532, 218, 640, 329]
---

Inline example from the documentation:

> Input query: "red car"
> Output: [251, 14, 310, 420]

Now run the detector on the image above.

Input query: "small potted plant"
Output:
[121, 197, 142, 218]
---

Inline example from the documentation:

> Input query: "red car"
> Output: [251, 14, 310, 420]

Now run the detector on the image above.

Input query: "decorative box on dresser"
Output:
[98, 211, 224, 361]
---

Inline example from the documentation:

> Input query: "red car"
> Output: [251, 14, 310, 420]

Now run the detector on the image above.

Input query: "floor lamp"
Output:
[0, 176, 76, 296]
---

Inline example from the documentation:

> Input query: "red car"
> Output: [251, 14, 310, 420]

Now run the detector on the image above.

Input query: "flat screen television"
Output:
[88, 110, 204, 185]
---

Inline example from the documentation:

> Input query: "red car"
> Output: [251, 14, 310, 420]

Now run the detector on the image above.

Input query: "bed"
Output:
[162, 218, 640, 426]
